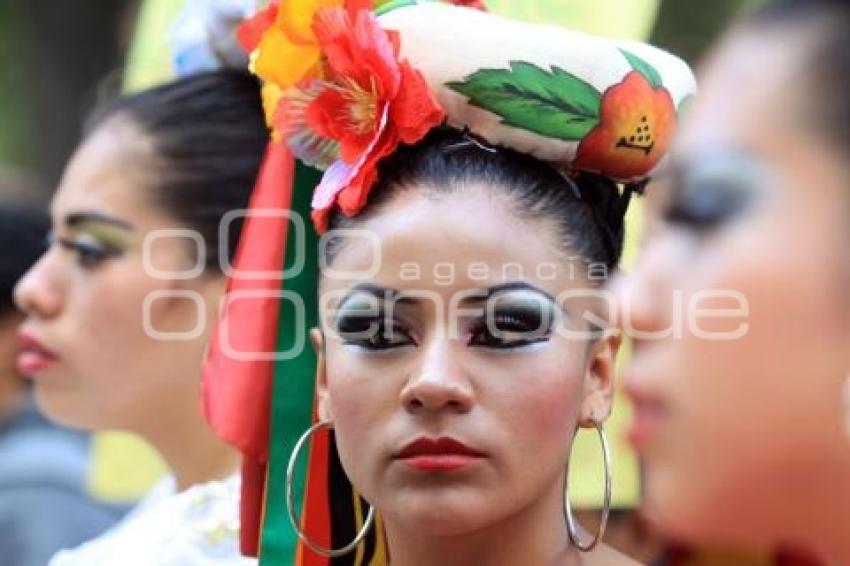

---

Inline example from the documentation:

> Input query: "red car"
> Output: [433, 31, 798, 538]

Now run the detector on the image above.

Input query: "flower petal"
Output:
[313, 6, 400, 98]
[279, 0, 342, 45]
[336, 128, 397, 217]
[254, 29, 322, 90]
[311, 104, 393, 230]
[392, 61, 445, 144]
[307, 88, 350, 140]
[312, 159, 354, 210]
[279, 82, 341, 169]
[236, 3, 279, 53]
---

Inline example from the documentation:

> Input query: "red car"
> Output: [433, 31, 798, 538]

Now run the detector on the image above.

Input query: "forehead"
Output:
[51, 119, 158, 225]
[322, 185, 592, 297]
[676, 26, 812, 159]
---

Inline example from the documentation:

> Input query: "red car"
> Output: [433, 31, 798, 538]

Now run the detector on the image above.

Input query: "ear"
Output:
[578, 330, 621, 428]
[311, 327, 333, 423]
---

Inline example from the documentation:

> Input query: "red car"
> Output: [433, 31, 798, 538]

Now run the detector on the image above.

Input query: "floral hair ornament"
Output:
[243, 0, 694, 234]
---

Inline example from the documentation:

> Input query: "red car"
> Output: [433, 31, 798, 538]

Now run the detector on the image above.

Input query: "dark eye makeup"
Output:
[49, 231, 125, 269]
[333, 286, 559, 352]
[664, 152, 766, 233]
[468, 293, 557, 349]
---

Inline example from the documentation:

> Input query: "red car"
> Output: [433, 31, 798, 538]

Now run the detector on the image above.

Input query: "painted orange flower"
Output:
[574, 70, 676, 180]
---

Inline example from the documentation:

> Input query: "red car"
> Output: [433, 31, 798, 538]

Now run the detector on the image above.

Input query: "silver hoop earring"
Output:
[286, 420, 375, 557]
[564, 421, 612, 552]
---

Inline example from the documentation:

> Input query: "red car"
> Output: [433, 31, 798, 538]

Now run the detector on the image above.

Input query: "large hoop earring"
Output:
[564, 421, 612, 552]
[286, 420, 375, 557]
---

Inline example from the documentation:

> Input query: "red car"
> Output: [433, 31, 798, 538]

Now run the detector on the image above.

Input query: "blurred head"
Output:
[615, 0, 850, 548]
[0, 204, 48, 419]
[313, 128, 625, 537]
[13, 71, 267, 432]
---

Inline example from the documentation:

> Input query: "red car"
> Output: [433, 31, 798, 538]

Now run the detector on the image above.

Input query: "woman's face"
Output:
[14, 119, 223, 431]
[615, 27, 850, 543]
[315, 185, 618, 537]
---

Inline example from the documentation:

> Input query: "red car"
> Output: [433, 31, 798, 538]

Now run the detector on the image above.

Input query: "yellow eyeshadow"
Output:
[74, 224, 133, 251]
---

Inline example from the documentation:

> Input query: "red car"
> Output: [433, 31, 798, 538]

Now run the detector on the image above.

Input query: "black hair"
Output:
[0, 206, 49, 316]
[324, 127, 638, 277]
[86, 70, 267, 272]
[746, 0, 850, 154]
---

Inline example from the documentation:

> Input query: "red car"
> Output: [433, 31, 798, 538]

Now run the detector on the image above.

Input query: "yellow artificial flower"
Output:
[252, 0, 342, 91]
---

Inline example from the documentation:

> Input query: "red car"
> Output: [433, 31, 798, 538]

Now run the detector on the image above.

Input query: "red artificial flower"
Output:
[276, 0, 444, 232]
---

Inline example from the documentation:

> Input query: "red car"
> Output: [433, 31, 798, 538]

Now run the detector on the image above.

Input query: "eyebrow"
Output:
[459, 282, 556, 305]
[336, 284, 417, 312]
[64, 211, 134, 231]
[336, 281, 557, 311]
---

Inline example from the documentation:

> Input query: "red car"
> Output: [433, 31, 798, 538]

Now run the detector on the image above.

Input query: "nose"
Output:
[14, 250, 64, 320]
[401, 339, 474, 414]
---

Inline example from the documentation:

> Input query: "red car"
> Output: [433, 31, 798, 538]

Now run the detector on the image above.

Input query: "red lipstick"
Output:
[16, 332, 59, 375]
[395, 437, 486, 472]
[625, 386, 667, 450]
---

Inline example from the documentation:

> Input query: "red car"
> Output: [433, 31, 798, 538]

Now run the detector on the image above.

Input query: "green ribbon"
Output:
[260, 163, 324, 564]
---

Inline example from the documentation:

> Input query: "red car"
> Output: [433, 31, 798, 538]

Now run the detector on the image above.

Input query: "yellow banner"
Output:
[487, 0, 660, 40]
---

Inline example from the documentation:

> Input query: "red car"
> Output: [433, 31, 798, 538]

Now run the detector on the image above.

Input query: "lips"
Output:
[16, 331, 59, 375]
[624, 383, 668, 450]
[395, 437, 486, 472]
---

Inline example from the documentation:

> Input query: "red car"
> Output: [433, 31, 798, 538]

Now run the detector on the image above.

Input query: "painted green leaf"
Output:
[619, 49, 663, 89]
[447, 61, 602, 141]
[375, 0, 421, 16]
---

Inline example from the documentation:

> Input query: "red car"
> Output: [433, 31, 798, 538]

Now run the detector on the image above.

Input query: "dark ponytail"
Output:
[86, 70, 268, 272]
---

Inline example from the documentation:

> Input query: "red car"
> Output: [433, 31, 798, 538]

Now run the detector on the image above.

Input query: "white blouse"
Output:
[49, 474, 257, 566]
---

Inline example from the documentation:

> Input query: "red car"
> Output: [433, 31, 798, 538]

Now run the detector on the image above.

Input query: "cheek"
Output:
[64, 263, 198, 395]
[482, 347, 585, 456]
[77, 268, 159, 356]
[325, 352, 402, 467]
[648, 214, 847, 535]
[0, 323, 21, 377]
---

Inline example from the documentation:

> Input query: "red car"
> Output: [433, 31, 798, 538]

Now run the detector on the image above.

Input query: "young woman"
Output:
[13, 71, 265, 564]
[225, 1, 695, 563]
[312, 127, 637, 565]
[615, 0, 850, 563]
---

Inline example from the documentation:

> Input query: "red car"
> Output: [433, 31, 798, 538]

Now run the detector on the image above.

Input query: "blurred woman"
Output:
[14, 71, 265, 564]
[615, 0, 850, 563]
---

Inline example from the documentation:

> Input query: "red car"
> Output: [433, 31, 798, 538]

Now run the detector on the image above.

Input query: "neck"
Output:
[383, 478, 583, 566]
[0, 374, 27, 424]
[137, 395, 240, 492]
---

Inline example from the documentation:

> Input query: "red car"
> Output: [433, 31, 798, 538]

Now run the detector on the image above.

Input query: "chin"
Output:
[383, 494, 491, 537]
[645, 472, 770, 548]
[33, 386, 104, 431]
